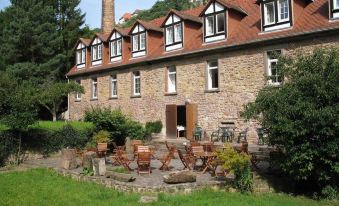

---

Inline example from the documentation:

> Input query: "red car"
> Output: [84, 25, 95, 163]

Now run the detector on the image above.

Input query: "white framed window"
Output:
[165, 22, 183, 45]
[278, 0, 289, 22]
[205, 15, 215, 36]
[76, 43, 86, 68]
[110, 39, 122, 57]
[335, 0, 339, 9]
[131, 24, 146, 54]
[92, 44, 102, 61]
[207, 60, 219, 90]
[140, 33, 146, 50]
[133, 71, 141, 96]
[203, 2, 226, 43]
[92, 78, 98, 99]
[264, 2, 275, 25]
[167, 66, 177, 93]
[133, 35, 139, 51]
[166, 26, 174, 45]
[174, 23, 182, 42]
[111, 75, 117, 98]
[216, 13, 225, 34]
[266, 50, 282, 85]
[75, 80, 81, 101]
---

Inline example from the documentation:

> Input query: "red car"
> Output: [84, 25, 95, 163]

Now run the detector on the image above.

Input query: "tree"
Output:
[122, 0, 196, 27]
[242, 48, 339, 195]
[38, 82, 84, 121]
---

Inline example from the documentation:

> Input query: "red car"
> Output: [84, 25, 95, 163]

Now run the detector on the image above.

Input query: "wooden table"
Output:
[194, 152, 217, 174]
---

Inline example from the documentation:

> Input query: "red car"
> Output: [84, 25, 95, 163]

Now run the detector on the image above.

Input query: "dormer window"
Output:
[91, 38, 103, 66]
[330, 0, 339, 19]
[110, 31, 122, 62]
[76, 43, 86, 69]
[203, 1, 226, 43]
[164, 14, 183, 51]
[131, 24, 146, 58]
[262, 0, 292, 32]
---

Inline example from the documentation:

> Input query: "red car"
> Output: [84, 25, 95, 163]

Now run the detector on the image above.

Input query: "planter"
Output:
[87, 147, 97, 152]
[105, 171, 136, 182]
[97, 143, 108, 151]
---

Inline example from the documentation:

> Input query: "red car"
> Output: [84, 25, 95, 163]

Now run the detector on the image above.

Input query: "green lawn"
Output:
[0, 169, 335, 206]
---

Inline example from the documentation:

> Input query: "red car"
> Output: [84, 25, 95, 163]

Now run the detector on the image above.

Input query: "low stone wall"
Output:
[55, 168, 224, 194]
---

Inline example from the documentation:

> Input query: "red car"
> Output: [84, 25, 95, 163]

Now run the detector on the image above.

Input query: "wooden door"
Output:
[166, 105, 177, 138]
[186, 104, 198, 140]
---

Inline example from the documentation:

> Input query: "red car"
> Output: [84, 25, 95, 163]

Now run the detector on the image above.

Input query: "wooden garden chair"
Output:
[137, 152, 152, 175]
[114, 150, 133, 171]
[158, 147, 176, 171]
[178, 150, 196, 170]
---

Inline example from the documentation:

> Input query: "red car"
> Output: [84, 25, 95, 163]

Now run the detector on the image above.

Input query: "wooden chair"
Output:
[159, 147, 176, 171]
[137, 152, 152, 175]
[114, 150, 133, 171]
[178, 150, 196, 170]
[190, 140, 200, 147]
[185, 145, 194, 156]
[192, 146, 204, 155]
[203, 142, 215, 152]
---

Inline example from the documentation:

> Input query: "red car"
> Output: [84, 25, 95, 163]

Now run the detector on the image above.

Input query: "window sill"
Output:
[131, 95, 141, 98]
[205, 89, 220, 93]
[266, 82, 282, 87]
[109, 96, 118, 100]
[164, 92, 177, 96]
[90, 98, 98, 101]
[75, 99, 81, 102]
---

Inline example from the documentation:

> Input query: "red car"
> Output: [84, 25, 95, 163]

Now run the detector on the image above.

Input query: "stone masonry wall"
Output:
[69, 35, 339, 142]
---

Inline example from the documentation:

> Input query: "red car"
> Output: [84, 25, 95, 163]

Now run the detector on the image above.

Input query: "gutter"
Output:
[67, 26, 339, 78]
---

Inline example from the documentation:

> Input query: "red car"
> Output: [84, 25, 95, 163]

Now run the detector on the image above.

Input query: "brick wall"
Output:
[69, 35, 339, 142]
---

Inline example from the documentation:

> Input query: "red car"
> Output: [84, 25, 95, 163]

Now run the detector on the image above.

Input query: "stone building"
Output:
[67, 0, 339, 142]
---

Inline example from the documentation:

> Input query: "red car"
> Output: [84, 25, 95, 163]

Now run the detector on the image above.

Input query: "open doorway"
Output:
[177, 105, 186, 138]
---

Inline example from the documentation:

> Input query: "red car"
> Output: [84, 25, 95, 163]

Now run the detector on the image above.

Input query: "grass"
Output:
[0, 169, 336, 206]
[108, 167, 131, 174]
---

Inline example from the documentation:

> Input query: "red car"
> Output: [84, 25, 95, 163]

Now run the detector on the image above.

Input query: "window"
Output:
[278, 0, 289, 21]
[75, 80, 81, 100]
[331, 0, 339, 19]
[203, 2, 226, 43]
[110, 37, 122, 58]
[133, 71, 141, 96]
[165, 21, 182, 46]
[264, 2, 275, 25]
[262, 0, 291, 31]
[92, 44, 102, 61]
[111, 75, 117, 98]
[267, 50, 282, 85]
[207, 60, 219, 90]
[335, 0, 339, 9]
[132, 25, 146, 53]
[76, 49, 86, 65]
[92, 78, 98, 99]
[167, 66, 177, 93]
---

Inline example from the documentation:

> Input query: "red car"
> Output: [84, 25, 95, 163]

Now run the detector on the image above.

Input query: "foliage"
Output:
[82, 167, 94, 176]
[217, 144, 253, 193]
[1, 169, 335, 206]
[29, 121, 94, 132]
[0, 131, 19, 167]
[122, 0, 196, 27]
[38, 82, 84, 121]
[84, 108, 146, 145]
[109, 167, 130, 174]
[241, 48, 339, 195]
[145, 120, 163, 134]
[320, 185, 338, 200]
[93, 130, 110, 143]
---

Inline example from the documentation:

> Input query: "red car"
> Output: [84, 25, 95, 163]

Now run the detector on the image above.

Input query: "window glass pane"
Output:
[76, 51, 81, 64]
[134, 72, 140, 95]
[166, 26, 174, 44]
[81, 49, 86, 63]
[279, 0, 289, 21]
[92, 46, 97, 60]
[117, 40, 122, 55]
[140, 33, 146, 50]
[174, 23, 182, 42]
[111, 75, 117, 96]
[335, 0, 339, 9]
[216, 13, 225, 33]
[265, 2, 275, 25]
[267, 50, 282, 84]
[92, 78, 97, 98]
[133, 35, 139, 51]
[208, 60, 218, 68]
[205, 16, 214, 36]
[112, 41, 116, 56]
[98, 45, 102, 59]
[168, 67, 176, 93]
[207, 60, 218, 89]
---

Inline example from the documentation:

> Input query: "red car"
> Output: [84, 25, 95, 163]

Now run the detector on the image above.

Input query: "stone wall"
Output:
[69, 35, 339, 142]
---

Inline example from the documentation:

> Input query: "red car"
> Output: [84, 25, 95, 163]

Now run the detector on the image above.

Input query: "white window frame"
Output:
[216, 13, 225, 34]
[111, 75, 118, 98]
[335, 0, 339, 9]
[167, 66, 177, 93]
[92, 44, 102, 61]
[75, 80, 81, 101]
[110, 39, 122, 57]
[92, 78, 98, 99]
[133, 72, 141, 96]
[264, 2, 276, 25]
[207, 60, 219, 90]
[205, 15, 215, 36]
[278, 0, 289, 22]
[266, 50, 282, 86]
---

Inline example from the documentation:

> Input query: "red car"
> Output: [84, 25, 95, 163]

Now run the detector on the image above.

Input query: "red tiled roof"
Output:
[120, 12, 132, 21]
[67, 0, 339, 77]
[199, 0, 248, 16]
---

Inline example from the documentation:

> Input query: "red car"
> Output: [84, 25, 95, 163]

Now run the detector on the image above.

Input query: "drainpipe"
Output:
[66, 76, 70, 122]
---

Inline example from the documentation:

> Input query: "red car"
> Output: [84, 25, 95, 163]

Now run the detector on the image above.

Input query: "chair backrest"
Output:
[203, 142, 214, 152]
[193, 127, 202, 135]
[97, 143, 107, 151]
[137, 152, 151, 164]
[190, 141, 200, 147]
[137, 146, 150, 153]
[192, 146, 204, 155]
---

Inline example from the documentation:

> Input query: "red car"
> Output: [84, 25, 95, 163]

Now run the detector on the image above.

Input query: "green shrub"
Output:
[145, 120, 163, 134]
[217, 144, 253, 193]
[93, 130, 110, 143]
[242, 48, 339, 195]
[84, 108, 146, 145]
[0, 131, 19, 167]
[321, 186, 338, 200]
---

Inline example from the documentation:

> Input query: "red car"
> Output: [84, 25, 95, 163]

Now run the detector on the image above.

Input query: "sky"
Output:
[0, 0, 158, 28]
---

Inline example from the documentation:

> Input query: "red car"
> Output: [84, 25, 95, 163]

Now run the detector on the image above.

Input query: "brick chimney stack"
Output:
[101, 0, 115, 34]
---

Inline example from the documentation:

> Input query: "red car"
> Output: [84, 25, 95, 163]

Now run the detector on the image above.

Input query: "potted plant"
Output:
[86, 140, 97, 152]
[93, 130, 110, 155]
